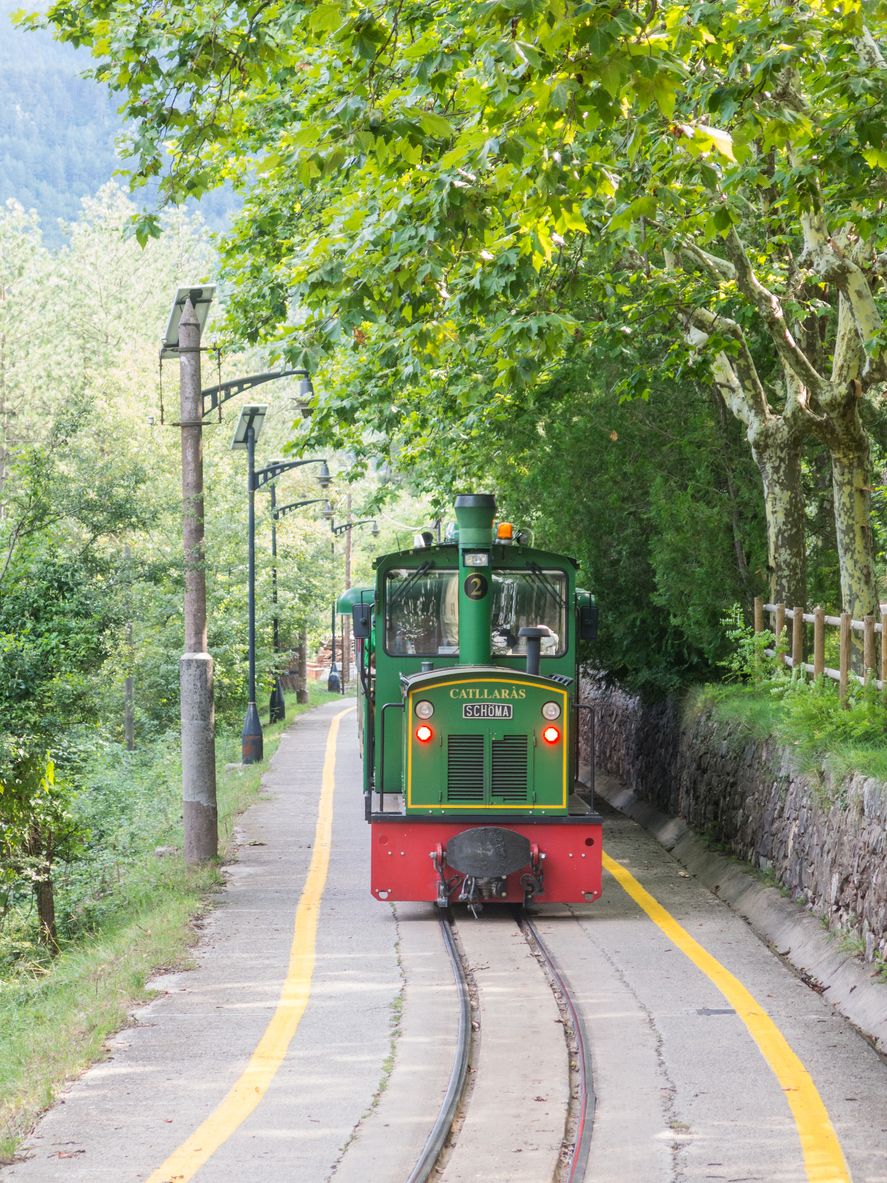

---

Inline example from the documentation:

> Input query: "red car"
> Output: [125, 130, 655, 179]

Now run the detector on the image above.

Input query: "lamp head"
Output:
[297, 374, 314, 400]
[323, 500, 334, 520]
[317, 460, 332, 489]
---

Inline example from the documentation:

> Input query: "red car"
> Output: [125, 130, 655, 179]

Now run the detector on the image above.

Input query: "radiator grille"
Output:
[491, 735, 529, 803]
[447, 734, 485, 802]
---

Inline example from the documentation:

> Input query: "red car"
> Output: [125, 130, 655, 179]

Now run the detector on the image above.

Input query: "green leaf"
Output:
[309, 4, 344, 33]
[416, 111, 454, 140]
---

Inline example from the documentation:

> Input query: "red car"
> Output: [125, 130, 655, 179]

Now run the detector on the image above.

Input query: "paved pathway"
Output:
[4, 700, 887, 1183]
[2, 702, 448, 1183]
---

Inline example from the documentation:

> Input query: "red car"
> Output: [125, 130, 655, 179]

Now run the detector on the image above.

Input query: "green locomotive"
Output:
[341, 494, 603, 908]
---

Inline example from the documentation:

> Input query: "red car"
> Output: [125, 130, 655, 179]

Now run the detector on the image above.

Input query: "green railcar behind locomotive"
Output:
[341, 494, 603, 908]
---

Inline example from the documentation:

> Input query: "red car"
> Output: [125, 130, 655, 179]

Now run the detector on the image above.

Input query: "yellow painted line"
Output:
[602, 851, 850, 1183]
[146, 706, 354, 1183]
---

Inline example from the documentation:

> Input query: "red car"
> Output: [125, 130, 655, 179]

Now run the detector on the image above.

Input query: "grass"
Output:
[0, 686, 344, 1162]
[692, 679, 887, 785]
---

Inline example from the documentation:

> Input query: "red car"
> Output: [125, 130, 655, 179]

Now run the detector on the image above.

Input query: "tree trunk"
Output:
[26, 821, 59, 952]
[813, 382, 880, 621]
[749, 425, 806, 608]
[831, 439, 878, 620]
[710, 389, 754, 607]
[36, 873, 58, 952]
[124, 674, 135, 750]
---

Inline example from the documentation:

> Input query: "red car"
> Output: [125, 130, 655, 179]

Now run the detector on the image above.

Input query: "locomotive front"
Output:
[360, 494, 602, 908]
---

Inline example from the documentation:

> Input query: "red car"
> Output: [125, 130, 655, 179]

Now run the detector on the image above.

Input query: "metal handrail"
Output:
[377, 701, 405, 815]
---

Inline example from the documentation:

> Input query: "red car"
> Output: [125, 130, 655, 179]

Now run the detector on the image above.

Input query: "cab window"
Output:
[491, 570, 567, 657]
[384, 568, 459, 656]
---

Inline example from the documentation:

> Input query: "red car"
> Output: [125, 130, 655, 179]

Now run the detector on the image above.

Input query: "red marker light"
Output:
[542, 725, 560, 745]
[416, 724, 433, 743]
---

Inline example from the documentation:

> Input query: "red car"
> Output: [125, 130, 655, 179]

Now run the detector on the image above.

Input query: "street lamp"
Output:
[231, 417, 331, 760]
[231, 405, 268, 763]
[162, 285, 219, 865]
[327, 516, 380, 692]
[160, 285, 322, 831]
[328, 599, 341, 694]
[267, 484, 330, 723]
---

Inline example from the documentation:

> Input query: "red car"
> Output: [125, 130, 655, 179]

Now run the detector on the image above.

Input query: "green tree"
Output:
[33, 0, 887, 617]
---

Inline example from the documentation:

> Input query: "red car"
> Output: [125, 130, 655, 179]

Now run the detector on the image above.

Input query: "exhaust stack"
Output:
[454, 494, 496, 666]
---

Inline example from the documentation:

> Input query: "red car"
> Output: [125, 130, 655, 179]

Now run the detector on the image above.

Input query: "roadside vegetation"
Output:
[700, 615, 887, 785]
[0, 690, 339, 1162]
[0, 190, 385, 1155]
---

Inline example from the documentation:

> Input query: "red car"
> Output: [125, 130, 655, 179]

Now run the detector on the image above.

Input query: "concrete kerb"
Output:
[594, 771, 887, 1057]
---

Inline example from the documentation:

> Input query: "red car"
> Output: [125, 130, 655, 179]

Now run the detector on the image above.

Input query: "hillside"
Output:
[0, 1, 234, 240]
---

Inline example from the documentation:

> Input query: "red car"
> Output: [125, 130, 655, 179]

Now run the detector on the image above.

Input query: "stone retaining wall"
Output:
[581, 674, 887, 962]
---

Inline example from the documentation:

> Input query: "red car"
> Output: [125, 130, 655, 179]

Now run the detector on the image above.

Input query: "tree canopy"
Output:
[29, 0, 887, 618]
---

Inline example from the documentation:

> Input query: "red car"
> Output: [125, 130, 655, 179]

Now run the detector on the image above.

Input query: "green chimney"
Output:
[454, 494, 496, 665]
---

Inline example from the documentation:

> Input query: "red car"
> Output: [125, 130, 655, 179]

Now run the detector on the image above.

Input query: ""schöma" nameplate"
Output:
[462, 703, 514, 719]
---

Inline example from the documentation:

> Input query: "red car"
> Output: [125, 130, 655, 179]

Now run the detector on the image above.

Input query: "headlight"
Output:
[415, 700, 434, 719]
[542, 701, 561, 720]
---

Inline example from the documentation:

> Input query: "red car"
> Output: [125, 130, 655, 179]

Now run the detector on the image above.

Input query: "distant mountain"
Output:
[0, 0, 235, 241]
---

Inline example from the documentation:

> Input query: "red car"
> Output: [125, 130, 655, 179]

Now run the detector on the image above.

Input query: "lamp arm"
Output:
[201, 369, 309, 419]
[331, 518, 377, 536]
[253, 457, 328, 491]
[272, 498, 327, 520]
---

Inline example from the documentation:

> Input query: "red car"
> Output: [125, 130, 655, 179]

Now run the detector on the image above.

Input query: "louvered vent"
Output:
[491, 735, 529, 803]
[447, 734, 484, 802]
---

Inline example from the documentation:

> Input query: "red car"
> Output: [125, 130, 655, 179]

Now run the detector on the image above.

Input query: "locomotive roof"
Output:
[372, 541, 579, 570]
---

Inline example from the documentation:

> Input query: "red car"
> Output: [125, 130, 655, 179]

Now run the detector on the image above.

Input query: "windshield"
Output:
[491, 570, 567, 657]
[384, 566, 567, 658]
[385, 568, 459, 656]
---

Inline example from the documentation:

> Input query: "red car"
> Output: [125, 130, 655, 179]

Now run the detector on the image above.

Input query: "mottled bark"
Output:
[806, 295, 881, 619]
[710, 389, 754, 604]
[750, 425, 806, 607]
[830, 430, 878, 621]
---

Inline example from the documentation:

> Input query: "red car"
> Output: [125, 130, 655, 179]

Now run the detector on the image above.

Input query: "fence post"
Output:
[774, 603, 785, 668]
[839, 611, 851, 705]
[792, 606, 804, 676]
[813, 607, 825, 679]
[864, 615, 876, 685]
[753, 596, 763, 633]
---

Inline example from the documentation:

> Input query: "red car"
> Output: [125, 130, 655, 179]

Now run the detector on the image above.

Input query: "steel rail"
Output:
[404, 911, 472, 1183]
[518, 912, 596, 1182]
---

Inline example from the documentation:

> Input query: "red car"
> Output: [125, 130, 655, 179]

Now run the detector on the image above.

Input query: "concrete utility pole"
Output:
[124, 544, 135, 751]
[178, 297, 218, 863]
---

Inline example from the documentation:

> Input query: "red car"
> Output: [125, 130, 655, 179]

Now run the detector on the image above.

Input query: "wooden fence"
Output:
[754, 597, 887, 700]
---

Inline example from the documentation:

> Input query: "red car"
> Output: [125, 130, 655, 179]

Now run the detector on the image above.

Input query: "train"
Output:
[338, 493, 603, 909]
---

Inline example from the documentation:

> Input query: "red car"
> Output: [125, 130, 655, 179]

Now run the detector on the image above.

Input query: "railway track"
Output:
[406, 908, 594, 1183]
